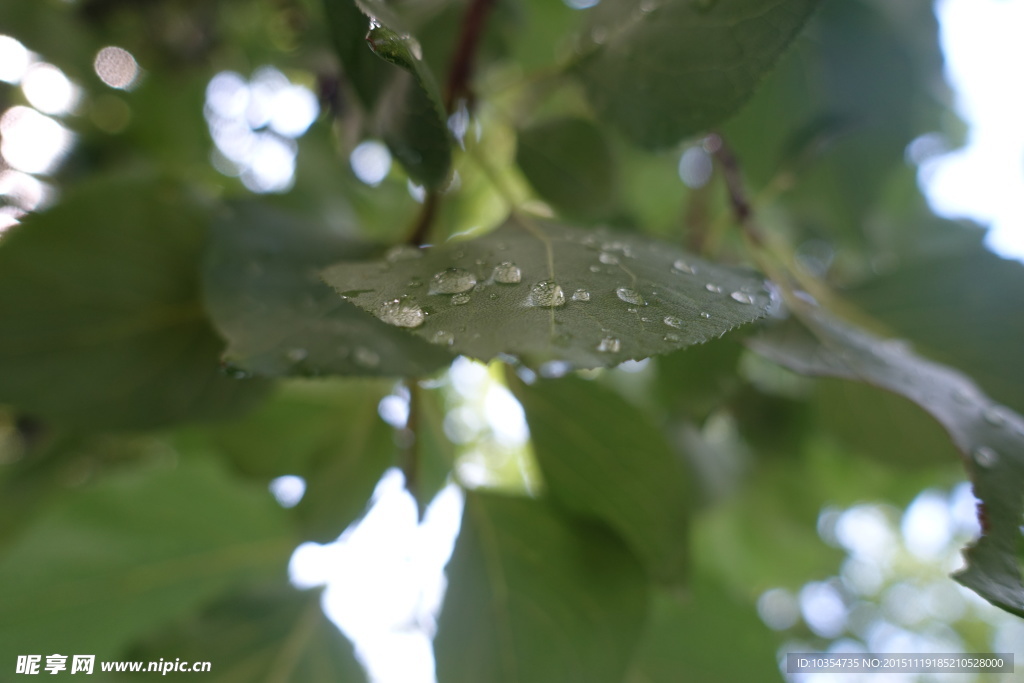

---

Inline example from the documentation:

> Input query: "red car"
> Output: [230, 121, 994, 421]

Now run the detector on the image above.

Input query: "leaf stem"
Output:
[443, 0, 498, 114]
[406, 191, 440, 245]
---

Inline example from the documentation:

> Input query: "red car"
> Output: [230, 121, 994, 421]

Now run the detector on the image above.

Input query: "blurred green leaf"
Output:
[202, 201, 453, 378]
[323, 218, 773, 369]
[517, 376, 692, 585]
[126, 586, 366, 682]
[435, 491, 649, 683]
[0, 174, 270, 430]
[181, 379, 398, 542]
[0, 458, 293, 662]
[322, 0, 392, 110]
[751, 309, 1024, 617]
[410, 384, 456, 518]
[576, 0, 820, 149]
[516, 117, 616, 219]
[627, 578, 780, 683]
[849, 249, 1024, 416]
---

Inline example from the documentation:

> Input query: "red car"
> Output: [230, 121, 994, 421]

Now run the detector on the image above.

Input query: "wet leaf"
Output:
[322, 218, 773, 369]
[202, 202, 453, 378]
[516, 117, 616, 219]
[751, 309, 1024, 617]
[435, 492, 649, 683]
[0, 175, 269, 430]
[366, 23, 453, 188]
[575, 0, 820, 149]
[517, 377, 692, 585]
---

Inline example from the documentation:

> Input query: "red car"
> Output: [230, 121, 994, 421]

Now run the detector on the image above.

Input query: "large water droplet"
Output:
[973, 446, 998, 468]
[529, 280, 565, 307]
[672, 259, 695, 274]
[597, 336, 621, 353]
[430, 267, 477, 294]
[452, 292, 471, 305]
[354, 347, 380, 368]
[730, 291, 755, 304]
[983, 405, 1009, 427]
[431, 330, 454, 346]
[572, 289, 591, 302]
[378, 298, 426, 328]
[616, 286, 646, 306]
[599, 252, 619, 265]
[663, 316, 684, 329]
[286, 347, 308, 363]
[493, 261, 522, 284]
[385, 244, 423, 263]
[705, 283, 723, 294]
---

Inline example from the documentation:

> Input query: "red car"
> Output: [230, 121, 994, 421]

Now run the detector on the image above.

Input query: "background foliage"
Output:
[1, 0, 1022, 680]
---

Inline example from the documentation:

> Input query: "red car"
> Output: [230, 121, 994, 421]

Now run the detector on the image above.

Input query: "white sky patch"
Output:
[921, 0, 1024, 262]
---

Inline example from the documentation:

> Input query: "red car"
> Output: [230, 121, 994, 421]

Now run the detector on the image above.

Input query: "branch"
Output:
[406, 191, 440, 246]
[709, 134, 764, 247]
[443, 0, 498, 113]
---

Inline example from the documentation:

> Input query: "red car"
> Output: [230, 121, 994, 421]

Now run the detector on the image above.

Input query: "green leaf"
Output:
[849, 249, 1024, 416]
[366, 23, 453, 188]
[627, 578, 780, 683]
[126, 586, 366, 682]
[434, 492, 649, 683]
[322, 218, 773, 369]
[182, 379, 398, 542]
[202, 201, 453, 378]
[517, 376, 692, 585]
[0, 458, 293, 662]
[575, 0, 820, 149]
[322, 0, 392, 110]
[0, 174, 270, 430]
[750, 309, 1024, 617]
[516, 117, 617, 219]
[410, 385, 457, 518]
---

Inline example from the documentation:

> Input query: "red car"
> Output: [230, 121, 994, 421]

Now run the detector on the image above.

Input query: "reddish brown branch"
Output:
[711, 135, 764, 247]
[443, 0, 498, 113]
[407, 191, 440, 246]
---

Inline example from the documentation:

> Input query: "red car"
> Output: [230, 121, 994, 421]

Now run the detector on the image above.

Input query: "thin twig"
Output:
[406, 191, 440, 245]
[710, 134, 764, 247]
[443, 0, 498, 114]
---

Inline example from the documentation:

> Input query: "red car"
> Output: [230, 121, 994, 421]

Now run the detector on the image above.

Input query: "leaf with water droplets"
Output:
[434, 492, 649, 683]
[365, 24, 452, 189]
[750, 308, 1024, 617]
[322, 218, 774, 369]
[203, 202, 453, 378]
[516, 376, 693, 585]
[575, 0, 820, 148]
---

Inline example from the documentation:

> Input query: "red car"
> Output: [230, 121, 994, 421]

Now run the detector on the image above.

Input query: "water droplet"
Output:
[983, 405, 1010, 427]
[529, 280, 565, 307]
[430, 267, 477, 294]
[664, 332, 682, 342]
[488, 292, 499, 300]
[616, 287, 646, 306]
[493, 261, 522, 284]
[589, 265, 602, 273]
[452, 292, 471, 305]
[663, 316, 684, 329]
[539, 361, 572, 378]
[572, 289, 590, 302]
[597, 336, 621, 353]
[407, 277, 423, 288]
[730, 291, 755, 304]
[672, 259, 695, 274]
[700, 311, 710, 319]
[973, 446, 998, 468]
[599, 252, 619, 265]
[286, 347, 308, 363]
[386, 244, 423, 262]
[705, 283, 723, 294]
[431, 330, 454, 346]
[378, 298, 426, 328]
[354, 347, 379, 367]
